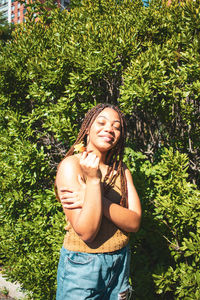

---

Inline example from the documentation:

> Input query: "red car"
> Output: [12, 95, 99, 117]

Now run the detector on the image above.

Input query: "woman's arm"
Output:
[59, 165, 142, 233]
[56, 152, 103, 243]
[103, 167, 142, 232]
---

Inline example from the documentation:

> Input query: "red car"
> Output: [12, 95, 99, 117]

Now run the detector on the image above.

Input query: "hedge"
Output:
[0, 0, 199, 299]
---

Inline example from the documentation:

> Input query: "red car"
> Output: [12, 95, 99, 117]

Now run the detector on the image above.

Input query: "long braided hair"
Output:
[55, 103, 128, 207]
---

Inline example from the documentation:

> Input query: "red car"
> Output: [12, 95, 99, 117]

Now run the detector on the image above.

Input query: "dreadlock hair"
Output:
[55, 103, 128, 208]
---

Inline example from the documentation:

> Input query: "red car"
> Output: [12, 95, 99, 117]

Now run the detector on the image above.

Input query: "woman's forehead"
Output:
[96, 108, 120, 122]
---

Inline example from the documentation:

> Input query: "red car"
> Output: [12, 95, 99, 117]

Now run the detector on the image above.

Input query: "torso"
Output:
[63, 174, 130, 253]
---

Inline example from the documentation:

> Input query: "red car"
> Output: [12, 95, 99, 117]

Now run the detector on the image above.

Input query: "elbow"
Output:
[79, 232, 97, 243]
[132, 224, 140, 233]
[126, 224, 140, 233]
[129, 214, 142, 233]
[75, 226, 98, 243]
[133, 216, 142, 232]
[74, 220, 101, 243]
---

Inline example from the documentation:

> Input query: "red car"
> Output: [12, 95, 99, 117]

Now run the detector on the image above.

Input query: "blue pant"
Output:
[56, 245, 132, 300]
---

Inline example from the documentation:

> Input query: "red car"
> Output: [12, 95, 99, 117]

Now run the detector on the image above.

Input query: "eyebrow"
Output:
[97, 115, 121, 123]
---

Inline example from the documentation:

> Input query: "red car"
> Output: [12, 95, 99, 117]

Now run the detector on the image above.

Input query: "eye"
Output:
[97, 120, 105, 126]
[113, 123, 121, 130]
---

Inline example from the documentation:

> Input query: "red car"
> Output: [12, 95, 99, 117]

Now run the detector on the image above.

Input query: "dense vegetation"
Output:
[0, 0, 199, 299]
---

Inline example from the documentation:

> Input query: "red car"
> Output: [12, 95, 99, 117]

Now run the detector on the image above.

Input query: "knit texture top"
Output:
[63, 175, 129, 253]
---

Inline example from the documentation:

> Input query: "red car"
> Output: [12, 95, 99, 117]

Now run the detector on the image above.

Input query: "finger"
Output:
[80, 151, 87, 160]
[63, 204, 80, 209]
[63, 201, 83, 209]
[60, 187, 74, 193]
[94, 156, 100, 167]
[87, 154, 99, 168]
[60, 192, 77, 200]
[80, 152, 95, 167]
[85, 152, 98, 165]
[86, 150, 93, 154]
[61, 196, 78, 203]
[61, 201, 74, 207]
[78, 174, 86, 188]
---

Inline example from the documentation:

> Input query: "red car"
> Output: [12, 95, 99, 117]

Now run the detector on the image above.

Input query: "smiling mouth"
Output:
[99, 135, 114, 142]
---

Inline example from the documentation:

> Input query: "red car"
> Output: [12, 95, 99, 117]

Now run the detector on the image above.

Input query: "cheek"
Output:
[89, 123, 99, 133]
[113, 134, 121, 147]
[116, 131, 121, 141]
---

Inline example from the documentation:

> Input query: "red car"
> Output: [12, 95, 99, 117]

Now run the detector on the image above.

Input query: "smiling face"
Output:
[86, 108, 121, 154]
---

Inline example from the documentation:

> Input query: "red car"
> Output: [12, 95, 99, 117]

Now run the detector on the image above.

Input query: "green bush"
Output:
[0, 111, 65, 299]
[152, 148, 200, 299]
[124, 147, 200, 299]
[119, 0, 200, 185]
[0, 0, 199, 299]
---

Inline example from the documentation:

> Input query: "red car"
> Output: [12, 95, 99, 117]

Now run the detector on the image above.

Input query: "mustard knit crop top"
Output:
[63, 175, 130, 253]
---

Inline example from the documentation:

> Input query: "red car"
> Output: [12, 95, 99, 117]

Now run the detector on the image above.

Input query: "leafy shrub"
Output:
[152, 148, 200, 299]
[119, 0, 200, 185]
[0, 0, 199, 299]
[0, 111, 65, 299]
[123, 147, 200, 299]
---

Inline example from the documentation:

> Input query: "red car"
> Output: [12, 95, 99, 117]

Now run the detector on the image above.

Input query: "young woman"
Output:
[55, 103, 142, 300]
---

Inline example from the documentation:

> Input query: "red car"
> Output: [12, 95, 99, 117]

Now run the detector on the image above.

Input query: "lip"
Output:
[98, 134, 114, 142]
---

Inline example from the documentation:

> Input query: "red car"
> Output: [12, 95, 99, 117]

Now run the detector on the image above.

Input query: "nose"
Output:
[104, 122, 114, 133]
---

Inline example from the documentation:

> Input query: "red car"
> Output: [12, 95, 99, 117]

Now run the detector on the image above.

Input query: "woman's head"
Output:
[87, 107, 121, 154]
[74, 103, 127, 164]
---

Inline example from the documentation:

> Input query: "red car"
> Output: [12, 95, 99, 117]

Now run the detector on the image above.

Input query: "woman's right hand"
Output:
[80, 151, 101, 181]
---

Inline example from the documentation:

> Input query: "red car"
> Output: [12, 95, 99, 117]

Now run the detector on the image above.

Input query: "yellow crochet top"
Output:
[63, 175, 129, 253]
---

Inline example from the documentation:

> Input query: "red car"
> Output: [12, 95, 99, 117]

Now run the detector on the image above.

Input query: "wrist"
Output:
[86, 176, 101, 185]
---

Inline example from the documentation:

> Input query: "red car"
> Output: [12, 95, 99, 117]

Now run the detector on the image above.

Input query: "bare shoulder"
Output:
[56, 154, 82, 188]
[58, 154, 80, 170]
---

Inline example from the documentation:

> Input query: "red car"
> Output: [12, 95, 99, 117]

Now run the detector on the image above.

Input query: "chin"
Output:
[99, 144, 115, 152]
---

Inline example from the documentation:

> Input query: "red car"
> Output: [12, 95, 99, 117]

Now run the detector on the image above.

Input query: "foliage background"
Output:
[0, 0, 199, 299]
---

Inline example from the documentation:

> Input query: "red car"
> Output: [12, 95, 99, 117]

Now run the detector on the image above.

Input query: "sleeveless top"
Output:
[63, 175, 130, 253]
